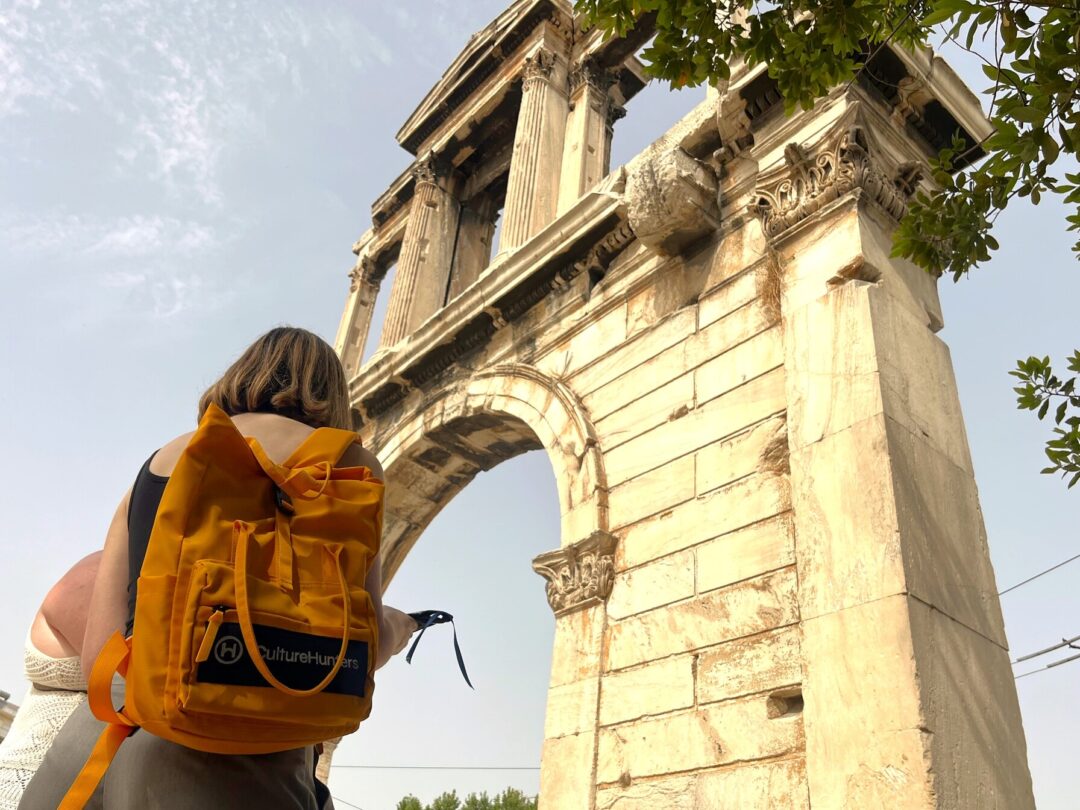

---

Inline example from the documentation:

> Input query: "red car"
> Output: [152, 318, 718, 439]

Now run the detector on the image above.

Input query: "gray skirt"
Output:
[18, 696, 327, 810]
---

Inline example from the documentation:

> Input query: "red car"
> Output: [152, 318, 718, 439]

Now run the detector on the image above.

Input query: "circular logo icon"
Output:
[213, 636, 243, 666]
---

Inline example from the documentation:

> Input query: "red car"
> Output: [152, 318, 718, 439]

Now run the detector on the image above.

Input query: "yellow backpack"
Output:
[61, 403, 383, 807]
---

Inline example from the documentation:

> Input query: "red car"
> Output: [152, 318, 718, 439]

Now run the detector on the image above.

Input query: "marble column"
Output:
[501, 47, 570, 251]
[336, 256, 380, 375]
[557, 59, 616, 215]
[381, 154, 460, 346]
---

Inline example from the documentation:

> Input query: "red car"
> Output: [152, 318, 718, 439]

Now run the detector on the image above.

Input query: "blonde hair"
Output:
[199, 327, 352, 430]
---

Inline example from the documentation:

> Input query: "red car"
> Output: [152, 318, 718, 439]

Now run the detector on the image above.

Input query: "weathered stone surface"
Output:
[785, 279, 973, 473]
[698, 265, 761, 330]
[626, 145, 719, 255]
[594, 372, 695, 450]
[608, 454, 696, 527]
[545, 677, 600, 740]
[595, 777, 696, 810]
[696, 415, 786, 496]
[694, 327, 783, 406]
[597, 695, 804, 781]
[908, 598, 1035, 809]
[540, 731, 596, 810]
[799, 595, 935, 810]
[549, 605, 604, 688]
[598, 655, 694, 726]
[697, 626, 802, 704]
[696, 514, 795, 594]
[695, 759, 810, 809]
[619, 473, 791, 570]
[607, 550, 695, 620]
[790, 411, 1006, 646]
[606, 567, 799, 671]
[606, 368, 786, 487]
[583, 295, 769, 424]
[569, 305, 697, 400]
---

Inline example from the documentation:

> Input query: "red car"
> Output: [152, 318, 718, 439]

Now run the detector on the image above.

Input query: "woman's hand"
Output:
[383, 606, 419, 657]
[374, 605, 419, 669]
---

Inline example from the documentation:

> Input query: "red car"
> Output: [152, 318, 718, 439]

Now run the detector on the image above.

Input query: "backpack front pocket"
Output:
[172, 558, 374, 739]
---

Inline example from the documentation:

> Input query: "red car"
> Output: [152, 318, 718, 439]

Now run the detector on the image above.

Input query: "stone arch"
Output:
[367, 362, 608, 582]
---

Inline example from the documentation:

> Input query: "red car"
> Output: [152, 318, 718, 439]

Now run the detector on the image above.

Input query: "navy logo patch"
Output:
[196, 623, 368, 697]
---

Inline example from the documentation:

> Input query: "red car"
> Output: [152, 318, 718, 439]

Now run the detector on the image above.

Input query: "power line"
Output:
[331, 764, 540, 771]
[332, 795, 366, 810]
[998, 552, 1080, 596]
[1015, 651, 1080, 680]
[1012, 633, 1080, 664]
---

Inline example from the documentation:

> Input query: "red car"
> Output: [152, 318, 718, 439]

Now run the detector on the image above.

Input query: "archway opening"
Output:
[329, 445, 559, 810]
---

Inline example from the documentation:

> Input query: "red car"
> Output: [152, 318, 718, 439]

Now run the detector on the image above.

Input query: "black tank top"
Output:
[125, 453, 168, 634]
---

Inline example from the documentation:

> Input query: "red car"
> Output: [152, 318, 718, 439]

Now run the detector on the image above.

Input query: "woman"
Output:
[0, 553, 100, 809]
[21, 327, 417, 809]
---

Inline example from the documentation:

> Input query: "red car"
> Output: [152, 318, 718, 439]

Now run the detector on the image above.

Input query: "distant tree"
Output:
[462, 794, 494, 810]
[491, 787, 537, 810]
[428, 792, 462, 810]
[578, 0, 1080, 488]
[396, 788, 538, 810]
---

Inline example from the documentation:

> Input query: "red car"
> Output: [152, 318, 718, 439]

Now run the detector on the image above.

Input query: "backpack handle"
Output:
[234, 521, 354, 698]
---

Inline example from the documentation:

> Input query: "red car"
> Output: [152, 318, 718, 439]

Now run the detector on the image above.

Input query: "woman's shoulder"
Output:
[147, 431, 197, 477]
[341, 442, 383, 480]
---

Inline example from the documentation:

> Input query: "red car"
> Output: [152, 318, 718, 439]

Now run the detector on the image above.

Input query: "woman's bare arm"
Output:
[347, 443, 417, 669]
[80, 491, 132, 679]
[32, 550, 103, 659]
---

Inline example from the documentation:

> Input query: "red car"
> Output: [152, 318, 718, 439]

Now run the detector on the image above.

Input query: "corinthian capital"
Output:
[751, 118, 920, 240]
[532, 531, 618, 616]
[569, 57, 614, 97]
[412, 152, 449, 188]
[522, 48, 557, 83]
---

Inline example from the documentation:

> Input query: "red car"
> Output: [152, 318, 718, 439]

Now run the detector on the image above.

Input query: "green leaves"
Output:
[1012, 354, 1080, 488]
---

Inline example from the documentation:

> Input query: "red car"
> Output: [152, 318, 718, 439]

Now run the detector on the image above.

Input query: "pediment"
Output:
[396, 0, 568, 154]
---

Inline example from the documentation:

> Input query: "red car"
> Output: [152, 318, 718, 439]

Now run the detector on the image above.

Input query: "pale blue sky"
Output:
[1, 2, 1076, 809]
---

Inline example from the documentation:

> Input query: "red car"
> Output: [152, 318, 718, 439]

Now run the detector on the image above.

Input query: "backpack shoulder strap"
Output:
[284, 427, 360, 469]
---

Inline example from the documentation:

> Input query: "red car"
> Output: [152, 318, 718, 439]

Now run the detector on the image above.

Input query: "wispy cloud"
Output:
[4, 213, 217, 257]
[0, 0, 389, 206]
[4, 211, 224, 319]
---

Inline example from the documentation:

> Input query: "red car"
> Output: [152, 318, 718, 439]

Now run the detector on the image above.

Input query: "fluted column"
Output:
[381, 154, 460, 346]
[501, 47, 569, 251]
[557, 59, 615, 215]
[336, 256, 380, 375]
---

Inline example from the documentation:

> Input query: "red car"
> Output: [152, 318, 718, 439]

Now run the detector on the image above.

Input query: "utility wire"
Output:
[332, 795, 365, 810]
[998, 552, 1080, 596]
[1015, 651, 1080, 681]
[332, 764, 540, 771]
[1012, 633, 1080, 664]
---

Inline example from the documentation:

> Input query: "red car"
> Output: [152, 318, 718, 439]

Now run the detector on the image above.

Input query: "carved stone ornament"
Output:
[532, 531, 618, 616]
[626, 145, 720, 256]
[348, 255, 375, 293]
[715, 87, 753, 162]
[605, 103, 627, 131]
[522, 47, 556, 83]
[569, 57, 614, 98]
[751, 116, 920, 239]
[412, 151, 450, 188]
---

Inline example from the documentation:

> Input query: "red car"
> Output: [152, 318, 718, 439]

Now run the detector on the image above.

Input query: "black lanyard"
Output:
[406, 610, 474, 689]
